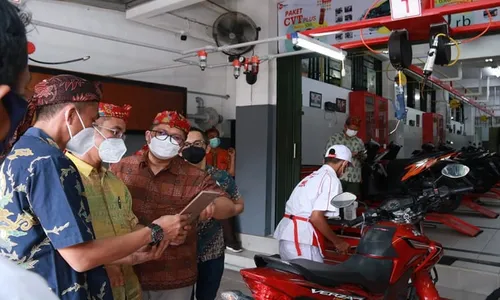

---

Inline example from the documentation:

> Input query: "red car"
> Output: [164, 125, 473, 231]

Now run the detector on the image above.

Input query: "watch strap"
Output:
[147, 223, 163, 246]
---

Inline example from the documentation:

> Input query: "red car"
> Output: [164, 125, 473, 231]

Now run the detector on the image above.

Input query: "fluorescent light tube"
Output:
[310, 31, 342, 37]
[291, 32, 346, 61]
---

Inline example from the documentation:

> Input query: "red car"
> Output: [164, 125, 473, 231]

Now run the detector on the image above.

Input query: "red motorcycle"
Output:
[221, 164, 472, 300]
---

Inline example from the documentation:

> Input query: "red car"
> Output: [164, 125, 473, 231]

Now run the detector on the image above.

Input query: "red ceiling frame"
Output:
[294, 0, 500, 116]
[299, 0, 500, 41]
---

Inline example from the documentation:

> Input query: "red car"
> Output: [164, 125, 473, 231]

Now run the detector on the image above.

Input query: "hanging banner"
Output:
[435, 0, 499, 27]
[277, 0, 500, 53]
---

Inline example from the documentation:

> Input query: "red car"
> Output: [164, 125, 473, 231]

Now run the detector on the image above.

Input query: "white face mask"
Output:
[94, 128, 127, 163]
[346, 129, 358, 137]
[66, 110, 94, 156]
[149, 136, 180, 160]
[98, 138, 127, 163]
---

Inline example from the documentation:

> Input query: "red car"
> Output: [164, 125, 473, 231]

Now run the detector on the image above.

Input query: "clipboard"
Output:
[180, 191, 220, 222]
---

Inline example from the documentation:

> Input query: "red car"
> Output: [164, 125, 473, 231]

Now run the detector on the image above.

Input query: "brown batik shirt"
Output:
[109, 153, 226, 291]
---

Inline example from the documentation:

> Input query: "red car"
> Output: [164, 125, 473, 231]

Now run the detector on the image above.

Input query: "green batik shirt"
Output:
[324, 132, 366, 183]
[66, 153, 141, 300]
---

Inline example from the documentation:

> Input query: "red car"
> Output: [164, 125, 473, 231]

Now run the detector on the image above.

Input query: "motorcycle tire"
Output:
[435, 195, 463, 213]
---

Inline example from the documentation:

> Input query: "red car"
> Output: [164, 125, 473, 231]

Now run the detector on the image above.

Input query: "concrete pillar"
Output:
[232, 0, 277, 236]
[435, 90, 448, 120]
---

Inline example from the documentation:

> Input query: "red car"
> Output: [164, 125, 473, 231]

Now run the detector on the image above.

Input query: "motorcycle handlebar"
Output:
[449, 186, 474, 195]
[347, 215, 365, 227]
[344, 185, 474, 228]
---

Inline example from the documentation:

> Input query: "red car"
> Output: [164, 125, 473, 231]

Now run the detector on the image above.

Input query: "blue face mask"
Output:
[1, 91, 28, 156]
[209, 137, 221, 148]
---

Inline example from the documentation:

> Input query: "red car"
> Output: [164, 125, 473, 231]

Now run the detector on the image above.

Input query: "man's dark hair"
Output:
[0, 0, 28, 88]
[190, 127, 209, 143]
[36, 102, 94, 121]
[205, 127, 220, 137]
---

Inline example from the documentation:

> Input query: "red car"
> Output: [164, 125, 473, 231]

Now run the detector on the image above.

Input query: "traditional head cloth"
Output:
[98, 102, 132, 123]
[32, 74, 102, 107]
[152, 111, 190, 134]
[135, 110, 191, 156]
[346, 115, 362, 127]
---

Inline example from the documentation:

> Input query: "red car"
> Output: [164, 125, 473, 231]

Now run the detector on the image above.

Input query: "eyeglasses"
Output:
[93, 124, 126, 140]
[150, 130, 184, 146]
[183, 140, 206, 148]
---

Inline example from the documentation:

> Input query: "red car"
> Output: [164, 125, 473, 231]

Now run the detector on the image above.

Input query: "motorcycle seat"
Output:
[289, 254, 393, 294]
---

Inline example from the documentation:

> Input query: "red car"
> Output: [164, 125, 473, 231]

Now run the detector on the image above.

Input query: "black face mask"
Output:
[182, 146, 206, 164]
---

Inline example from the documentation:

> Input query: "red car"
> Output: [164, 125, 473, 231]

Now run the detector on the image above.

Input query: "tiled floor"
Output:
[425, 198, 500, 264]
[217, 269, 251, 299]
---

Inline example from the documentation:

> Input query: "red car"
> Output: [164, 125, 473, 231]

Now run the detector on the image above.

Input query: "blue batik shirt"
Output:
[197, 165, 240, 262]
[0, 127, 112, 300]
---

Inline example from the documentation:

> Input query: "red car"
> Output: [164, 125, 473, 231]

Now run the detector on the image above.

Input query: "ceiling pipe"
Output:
[188, 91, 230, 99]
[487, 76, 491, 102]
[181, 36, 289, 55]
[108, 63, 187, 76]
[440, 63, 463, 82]
[31, 20, 184, 55]
[108, 49, 312, 77]
[464, 70, 483, 96]
[107, 61, 229, 77]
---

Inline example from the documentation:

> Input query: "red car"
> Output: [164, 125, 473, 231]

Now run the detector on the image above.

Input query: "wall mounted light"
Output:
[291, 32, 346, 61]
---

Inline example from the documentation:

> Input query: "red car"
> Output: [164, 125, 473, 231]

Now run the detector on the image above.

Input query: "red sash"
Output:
[284, 214, 325, 257]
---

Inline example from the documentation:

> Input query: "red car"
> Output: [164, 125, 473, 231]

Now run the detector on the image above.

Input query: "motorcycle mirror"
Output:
[330, 192, 357, 208]
[441, 164, 470, 179]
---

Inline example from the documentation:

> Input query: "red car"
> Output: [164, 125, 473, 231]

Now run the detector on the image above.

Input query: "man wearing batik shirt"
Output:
[181, 127, 244, 300]
[324, 116, 367, 195]
[66, 102, 169, 300]
[0, 75, 189, 300]
[111, 111, 242, 300]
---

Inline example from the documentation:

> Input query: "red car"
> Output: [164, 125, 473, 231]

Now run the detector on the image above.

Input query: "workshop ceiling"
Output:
[58, 0, 152, 11]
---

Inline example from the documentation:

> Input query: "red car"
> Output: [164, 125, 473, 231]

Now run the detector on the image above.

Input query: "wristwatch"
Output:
[147, 223, 164, 246]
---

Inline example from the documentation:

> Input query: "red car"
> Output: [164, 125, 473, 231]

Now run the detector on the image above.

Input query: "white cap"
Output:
[324, 145, 352, 164]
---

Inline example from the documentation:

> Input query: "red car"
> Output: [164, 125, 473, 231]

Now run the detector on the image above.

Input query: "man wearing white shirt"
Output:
[274, 145, 352, 263]
[0, 256, 59, 300]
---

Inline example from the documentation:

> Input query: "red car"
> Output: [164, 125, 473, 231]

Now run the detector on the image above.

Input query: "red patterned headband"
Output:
[98, 102, 132, 123]
[152, 110, 190, 134]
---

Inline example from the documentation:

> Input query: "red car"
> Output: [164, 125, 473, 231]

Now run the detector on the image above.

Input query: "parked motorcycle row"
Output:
[221, 142, 500, 300]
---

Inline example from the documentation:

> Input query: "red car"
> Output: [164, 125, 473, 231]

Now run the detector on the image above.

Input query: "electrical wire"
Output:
[29, 56, 90, 65]
[440, 1, 493, 44]
[360, 0, 384, 55]
[445, 35, 460, 66]
[358, 1, 492, 55]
